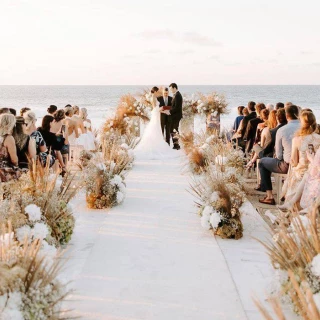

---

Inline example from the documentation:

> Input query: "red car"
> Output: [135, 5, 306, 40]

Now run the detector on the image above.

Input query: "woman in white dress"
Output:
[134, 87, 181, 160]
[77, 108, 96, 151]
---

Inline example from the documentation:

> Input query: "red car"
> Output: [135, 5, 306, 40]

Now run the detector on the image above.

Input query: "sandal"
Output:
[259, 198, 276, 205]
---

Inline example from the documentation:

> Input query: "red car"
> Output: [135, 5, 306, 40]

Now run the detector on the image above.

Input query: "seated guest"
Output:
[47, 105, 57, 116]
[243, 103, 266, 154]
[279, 148, 320, 212]
[20, 107, 31, 116]
[259, 109, 287, 159]
[12, 116, 36, 169]
[236, 101, 256, 150]
[246, 109, 272, 168]
[50, 109, 66, 134]
[276, 102, 285, 110]
[0, 108, 10, 114]
[51, 109, 69, 166]
[0, 114, 21, 182]
[281, 110, 320, 202]
[38, 115, 66, 174]
[72, 105, 85, 134]
[9, 108, 17, 116]
[233, 106, 245, 133]
[258, 104, 300, 205]
[23, 111, 54, 167]
[266, 104, 274, 111]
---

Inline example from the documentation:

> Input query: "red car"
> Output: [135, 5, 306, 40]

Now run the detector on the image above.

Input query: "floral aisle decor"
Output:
[0, 223, 69, 319]
[257, 200, 320, 315]
[84, 154, 127, 209]
[254, 269, 320, 319]
[180, 96, 198, 134]
[190, 164, 246, 239]
[117, 94, 151, 122]
[0, 162, 81, 247]
[196, 92, 229, 116]
[180, 131, 245, 175]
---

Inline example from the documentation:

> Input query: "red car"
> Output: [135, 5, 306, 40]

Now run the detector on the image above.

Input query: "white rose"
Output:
[32, 222, 49, 240]
[209, 210, 221, 229]
[25, 204, 42, 222]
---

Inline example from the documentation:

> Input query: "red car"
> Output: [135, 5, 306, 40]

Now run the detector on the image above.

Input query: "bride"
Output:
[134, 86, 181, 160]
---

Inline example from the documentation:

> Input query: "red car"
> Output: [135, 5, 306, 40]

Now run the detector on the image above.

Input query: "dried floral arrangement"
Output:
[257, 199, 320, 317]
[254, 269, 320, 319]
[83, 134, 134, 209]
[117, 94, 151, 122]
[196, 92, 229, 116]
[190, 164, 246, 239]
[180, 131, 245, 175]
[182, 96, 198, 119]
[0, 223, 69, 319]
[0, 161, 81, 247]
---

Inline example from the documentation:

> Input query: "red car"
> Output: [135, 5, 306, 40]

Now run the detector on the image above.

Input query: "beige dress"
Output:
[283, 133, 320, 200]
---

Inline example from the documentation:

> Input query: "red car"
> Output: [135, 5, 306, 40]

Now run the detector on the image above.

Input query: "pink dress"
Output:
[300, 147, 320, 209]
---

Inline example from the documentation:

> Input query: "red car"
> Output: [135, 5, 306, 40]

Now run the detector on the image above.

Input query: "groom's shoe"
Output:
[173, 145, 180, 150]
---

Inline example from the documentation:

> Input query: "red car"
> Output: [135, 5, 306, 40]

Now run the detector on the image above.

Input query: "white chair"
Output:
[69, 145, 84, 166]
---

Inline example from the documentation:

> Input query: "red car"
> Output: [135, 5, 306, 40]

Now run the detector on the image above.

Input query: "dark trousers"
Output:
[259, 157, 289, 191]
[170, 117, 181, 147]
[161, 113, 171, 145]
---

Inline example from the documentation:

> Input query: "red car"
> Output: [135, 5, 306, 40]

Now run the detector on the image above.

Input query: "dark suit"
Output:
[158, 95, 173, 144]
[237, 111, 256, 151]
[244, 117, 263, 154]
[170, 91, 183, 148]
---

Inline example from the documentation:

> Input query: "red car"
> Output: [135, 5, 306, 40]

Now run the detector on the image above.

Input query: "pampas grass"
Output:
[254, 269, 320, 319]
[0, 223, 70, 319]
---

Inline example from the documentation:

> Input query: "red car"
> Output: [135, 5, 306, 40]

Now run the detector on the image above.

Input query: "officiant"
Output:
[157, 87, 172, 145]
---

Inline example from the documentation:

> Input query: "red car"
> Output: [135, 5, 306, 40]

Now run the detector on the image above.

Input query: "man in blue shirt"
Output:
[258, 104, 300, 205]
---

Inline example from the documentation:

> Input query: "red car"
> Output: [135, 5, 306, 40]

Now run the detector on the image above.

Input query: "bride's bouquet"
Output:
[196, 92, 229, 116]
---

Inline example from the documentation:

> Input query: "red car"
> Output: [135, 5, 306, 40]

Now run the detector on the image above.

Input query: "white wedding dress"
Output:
[134, 99, 181, 160]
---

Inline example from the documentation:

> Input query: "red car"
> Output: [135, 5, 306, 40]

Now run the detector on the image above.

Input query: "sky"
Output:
[0, 0, 320, 85]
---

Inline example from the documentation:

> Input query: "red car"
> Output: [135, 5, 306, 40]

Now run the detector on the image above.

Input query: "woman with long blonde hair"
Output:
[76, 107, 96, 150]
[0, 114, 21, 181]
[281, 110, 320, 202]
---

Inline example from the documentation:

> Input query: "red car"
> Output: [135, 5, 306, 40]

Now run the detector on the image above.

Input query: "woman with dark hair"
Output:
[47, 105, 57, 115]
[12, 116, 36, 169]
[38, 115, 66, 174]
[151, 86, 159, 94]
[233, 106, 245, 133]
[51, 109, 66, 134]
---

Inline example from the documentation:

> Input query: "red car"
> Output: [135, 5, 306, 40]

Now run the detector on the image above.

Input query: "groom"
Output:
[169, 83, 183, 150]
[158, 87, 172, 145]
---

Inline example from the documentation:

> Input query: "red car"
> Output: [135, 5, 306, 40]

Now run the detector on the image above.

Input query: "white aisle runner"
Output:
[62, 158, 247, 320]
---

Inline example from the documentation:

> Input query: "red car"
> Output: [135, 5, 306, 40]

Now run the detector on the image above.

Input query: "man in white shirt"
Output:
[258, 104, 300, 205]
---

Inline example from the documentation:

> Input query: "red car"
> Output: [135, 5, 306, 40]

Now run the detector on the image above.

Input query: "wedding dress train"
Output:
[134, 101, 181, 160]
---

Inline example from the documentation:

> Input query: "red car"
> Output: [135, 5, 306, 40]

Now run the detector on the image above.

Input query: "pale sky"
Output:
[0, 0, 320, 85]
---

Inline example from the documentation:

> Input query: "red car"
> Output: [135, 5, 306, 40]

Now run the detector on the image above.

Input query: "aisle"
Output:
[62, 158, 247, 320]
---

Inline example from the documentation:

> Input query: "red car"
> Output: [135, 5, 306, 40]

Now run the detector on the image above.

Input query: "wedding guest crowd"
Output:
[0, 105, 96, 182]
[232, 101, 320, 211]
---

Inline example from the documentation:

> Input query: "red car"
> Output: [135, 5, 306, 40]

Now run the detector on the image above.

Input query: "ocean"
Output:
[0, 85, 319, 130]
